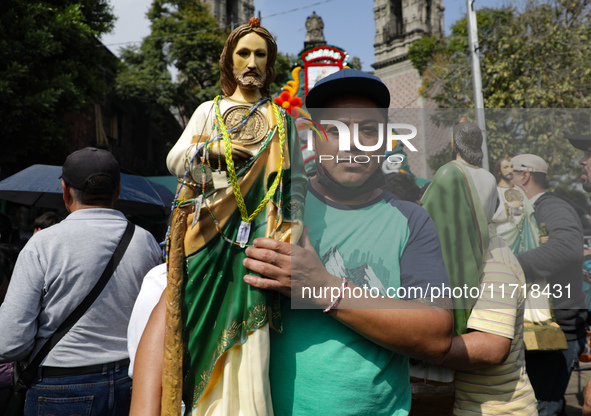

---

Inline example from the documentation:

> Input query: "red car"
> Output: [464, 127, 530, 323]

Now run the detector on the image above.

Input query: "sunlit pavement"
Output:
[565, 361, 591, 415]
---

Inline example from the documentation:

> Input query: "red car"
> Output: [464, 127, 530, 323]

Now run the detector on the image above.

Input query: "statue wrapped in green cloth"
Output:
[421, 122, 497, 337]
[163, 17, 307, 416]
[492, 157, 556, 336]
[413, 121, 497, 415]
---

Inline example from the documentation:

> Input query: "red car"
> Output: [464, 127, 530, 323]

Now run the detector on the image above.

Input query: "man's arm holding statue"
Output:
[437, 238, 522, 371]
[243, 226, 454, 364]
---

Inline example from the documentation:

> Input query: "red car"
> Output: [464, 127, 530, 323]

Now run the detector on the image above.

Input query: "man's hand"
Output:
[244, 229, 453, 361]
[243, 227, 338, 304]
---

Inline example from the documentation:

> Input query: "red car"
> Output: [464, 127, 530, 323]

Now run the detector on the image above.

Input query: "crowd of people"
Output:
[1, 17, 591, 416]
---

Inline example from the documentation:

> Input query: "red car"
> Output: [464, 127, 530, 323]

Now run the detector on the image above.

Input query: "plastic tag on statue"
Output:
[212, 171, 228, 189]
[191, 195, 203, 229]
[237, 221, 251, 248]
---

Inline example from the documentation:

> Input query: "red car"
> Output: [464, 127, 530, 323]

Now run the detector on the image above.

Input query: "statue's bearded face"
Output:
[499, 159, 514, 181]
[232, 33, 268, 91]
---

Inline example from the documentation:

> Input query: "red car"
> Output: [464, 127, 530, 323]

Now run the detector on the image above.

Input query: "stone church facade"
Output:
[373, 0, 449, 178]
[202, 0, 254, 30]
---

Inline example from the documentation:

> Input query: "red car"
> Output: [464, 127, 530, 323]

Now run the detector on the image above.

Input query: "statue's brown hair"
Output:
[219, 19, 277, 97]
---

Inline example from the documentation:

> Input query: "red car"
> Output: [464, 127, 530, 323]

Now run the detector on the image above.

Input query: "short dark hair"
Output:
[219, 20, 277, 97]
[33, 212, 62, 230]
[530, 172, 549, 189]
[453, 122, 483, 166]
[70, 175, 117, 206]
[383, 173, 421, 203]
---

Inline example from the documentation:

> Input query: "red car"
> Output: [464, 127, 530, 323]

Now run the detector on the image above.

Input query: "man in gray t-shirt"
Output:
[0, 148, 161, 416]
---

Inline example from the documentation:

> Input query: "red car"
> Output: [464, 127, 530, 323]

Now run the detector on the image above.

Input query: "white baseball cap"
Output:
[511, 154, 548, 174]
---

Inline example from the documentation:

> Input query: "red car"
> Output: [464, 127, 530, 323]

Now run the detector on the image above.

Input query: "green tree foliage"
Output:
[115, 0, 226, 128]
[272, 53, 301, 95]
[427, 143, 452, 173]
[0, 0, 117, 177]
[408, 35, 445, 75]
[116, 1, 299, 130]
[409, 0, 591, 185]
[348, 57, 362, 71]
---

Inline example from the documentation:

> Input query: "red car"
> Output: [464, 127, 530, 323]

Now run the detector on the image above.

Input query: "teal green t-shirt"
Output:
[270, 187, 449, 416]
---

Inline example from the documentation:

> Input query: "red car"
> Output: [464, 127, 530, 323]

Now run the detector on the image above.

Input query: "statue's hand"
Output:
[199, 141, 253, 169]
[186, 136, 254, 183]
[285, 220, 303, 244]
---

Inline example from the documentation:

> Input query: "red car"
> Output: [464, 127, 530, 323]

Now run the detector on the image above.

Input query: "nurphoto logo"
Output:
[301, 119, 418, 166]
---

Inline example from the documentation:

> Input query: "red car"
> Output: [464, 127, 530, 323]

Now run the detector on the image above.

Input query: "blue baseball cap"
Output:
[305, 68, 391, 109]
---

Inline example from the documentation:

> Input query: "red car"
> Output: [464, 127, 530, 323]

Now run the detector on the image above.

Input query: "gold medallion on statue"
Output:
[222, 105, 268, 145]
[504, 188, 524, 208]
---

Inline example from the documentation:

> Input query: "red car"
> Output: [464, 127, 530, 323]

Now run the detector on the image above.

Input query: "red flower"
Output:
[274, 91, 303, 116]
[290, 107, 302, 119]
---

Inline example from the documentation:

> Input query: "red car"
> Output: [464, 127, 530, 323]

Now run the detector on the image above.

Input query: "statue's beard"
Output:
[234, 69, 266, 90]
[500, 172, 514, 182]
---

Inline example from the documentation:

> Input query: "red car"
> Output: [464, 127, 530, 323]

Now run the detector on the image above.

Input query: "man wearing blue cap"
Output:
[243, 68, 453, 415]
[0, 147, 161, 416]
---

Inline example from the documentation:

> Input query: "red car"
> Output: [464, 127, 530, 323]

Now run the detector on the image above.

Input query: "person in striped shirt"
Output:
[439, 231, 538, 415]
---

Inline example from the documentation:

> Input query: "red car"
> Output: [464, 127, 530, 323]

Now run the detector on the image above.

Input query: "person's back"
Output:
[3, 209, 161, 365]
[521, 191, 586, 335]
[511, 153, 586, 416]
[0, 147, 161, 416]
[418, 122, 506, 415]
[452, 234, 537, 415]
[421, 123, 497, 336]
[512, 159, 586, 336]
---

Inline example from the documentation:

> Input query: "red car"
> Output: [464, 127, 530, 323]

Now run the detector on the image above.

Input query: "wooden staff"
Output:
[161, 186, 193, 415]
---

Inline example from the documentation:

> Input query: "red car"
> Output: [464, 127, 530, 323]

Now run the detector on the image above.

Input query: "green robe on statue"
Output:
[421, 160, 490, 336]
[180, 111, 307, 411]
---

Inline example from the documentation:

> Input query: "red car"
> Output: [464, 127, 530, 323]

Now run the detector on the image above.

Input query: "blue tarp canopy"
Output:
[0, 165, 174, 216]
